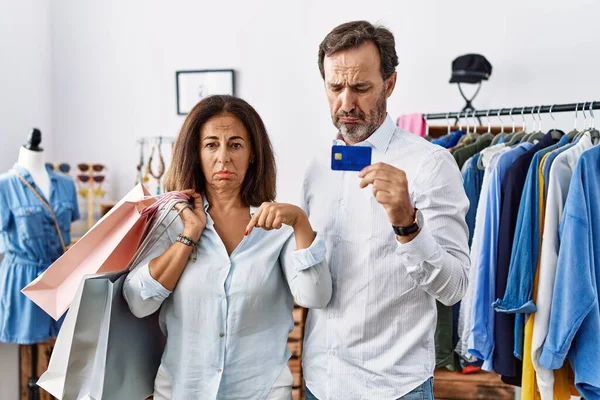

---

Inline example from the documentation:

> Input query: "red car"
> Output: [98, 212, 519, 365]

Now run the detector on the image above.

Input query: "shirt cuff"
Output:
[138, 264, 172, 300]
[291, 232, 326, 272]
[539, 346, 566, 370]
[395, 228, 439, 268]
[493, 298, 537, 314]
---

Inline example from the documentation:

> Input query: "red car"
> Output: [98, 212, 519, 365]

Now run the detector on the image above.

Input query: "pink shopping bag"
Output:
[22, 184, 187, 320]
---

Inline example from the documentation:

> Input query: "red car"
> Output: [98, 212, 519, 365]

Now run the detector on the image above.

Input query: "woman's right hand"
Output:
[175, 190, 206, 242]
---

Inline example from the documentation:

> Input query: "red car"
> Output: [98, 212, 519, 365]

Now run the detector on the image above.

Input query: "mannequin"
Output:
[0, 128, 79, 400]
[16, 128, 51, 199]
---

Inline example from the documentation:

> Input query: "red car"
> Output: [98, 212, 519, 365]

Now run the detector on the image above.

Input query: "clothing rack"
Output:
[424, 101, 599, 120]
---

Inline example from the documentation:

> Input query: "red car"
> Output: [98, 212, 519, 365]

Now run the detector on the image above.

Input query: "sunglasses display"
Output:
[78, 163, 105, 173]
[77, 175, 105, 184]
[45, 162, 71, 174]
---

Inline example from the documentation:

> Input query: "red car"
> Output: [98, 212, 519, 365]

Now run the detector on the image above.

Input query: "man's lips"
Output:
[339, 118, 361, 123]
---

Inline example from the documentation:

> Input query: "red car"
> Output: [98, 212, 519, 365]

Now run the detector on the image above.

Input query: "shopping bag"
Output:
[37, 198, 185, 399]
[22, 185, 183, 320]
[64, 271, 163, 400]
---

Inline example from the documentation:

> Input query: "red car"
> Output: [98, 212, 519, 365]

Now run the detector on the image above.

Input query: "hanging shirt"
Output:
[539, 144, 600, 399]
[302, 115, 470, 400]
[520, 153, 550, 400]
[462, 153, 485, 248]
[456, 147, 511, 363]
[468, 143, 532, 371]
[123, 201, 332, 400]
[542, 140, 576, 195]
[453, 133, 494, 170]
[493, 135, 567, 360]
[0, 164, 79, 344]
[396, 113, 427, 137]
[493, 132, 560, 381]
[532, 134, 593, 400]
[432, 130, 465, 148]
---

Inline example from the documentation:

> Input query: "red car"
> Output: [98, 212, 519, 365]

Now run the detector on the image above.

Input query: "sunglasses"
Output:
[77, 175, 105, 183]
[45, 162, 71, 174]
[78, 163, 105, 173]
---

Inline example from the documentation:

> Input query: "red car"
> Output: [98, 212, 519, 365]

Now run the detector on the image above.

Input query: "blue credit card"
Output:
[331, 145, 372, 171]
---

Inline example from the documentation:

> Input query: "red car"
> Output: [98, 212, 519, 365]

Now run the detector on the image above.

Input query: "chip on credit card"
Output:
[331, 145, 372, 171]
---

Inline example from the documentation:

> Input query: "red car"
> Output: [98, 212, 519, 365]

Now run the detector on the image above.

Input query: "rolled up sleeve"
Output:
[280, 232, 332, 309]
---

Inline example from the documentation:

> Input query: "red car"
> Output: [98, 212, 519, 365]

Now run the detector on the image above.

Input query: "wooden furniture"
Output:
[288, 305, 308, 400]
[433, 369, 514, 400]
[20, 339, 57, 400]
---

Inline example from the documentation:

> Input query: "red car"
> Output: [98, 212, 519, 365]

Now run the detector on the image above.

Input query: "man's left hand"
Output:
[358, 162, 415, 227]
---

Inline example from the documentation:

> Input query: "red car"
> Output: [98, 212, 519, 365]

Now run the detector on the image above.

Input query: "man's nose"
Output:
[339, 88, 357, 114]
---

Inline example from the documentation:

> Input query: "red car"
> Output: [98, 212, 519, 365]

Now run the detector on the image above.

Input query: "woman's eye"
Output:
[231, 143, 242, 149]
[206, 143, 216, 149]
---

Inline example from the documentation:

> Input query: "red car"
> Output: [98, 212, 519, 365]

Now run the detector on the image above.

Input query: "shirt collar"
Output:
[333, 114, 396, 153]
[12, 163, 58, 184]
[202, 195, 259, 217]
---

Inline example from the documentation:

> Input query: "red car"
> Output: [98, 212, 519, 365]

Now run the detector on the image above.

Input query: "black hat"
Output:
[450, 54, 492, 84]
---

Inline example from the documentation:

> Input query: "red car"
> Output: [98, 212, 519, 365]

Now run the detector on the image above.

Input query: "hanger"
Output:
[528, 105, 546, 143]
[566, 103, 580, 141]
[506, 108, 527, 146]
[547, 104, 563, 140]
[490, 109, 506, 146]
[588, 102, 600, 145]
[574, 102, 590, 141]
[518, 107, 531, 142]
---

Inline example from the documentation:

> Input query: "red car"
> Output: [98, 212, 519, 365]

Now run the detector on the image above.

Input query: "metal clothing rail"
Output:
[424, 101, 599, 120]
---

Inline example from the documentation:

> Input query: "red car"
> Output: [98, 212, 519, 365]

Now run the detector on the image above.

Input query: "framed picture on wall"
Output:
[176, 69, 235, 115]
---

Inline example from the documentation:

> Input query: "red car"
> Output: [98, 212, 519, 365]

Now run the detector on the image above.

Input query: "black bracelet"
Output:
[176, 234, 199, 247]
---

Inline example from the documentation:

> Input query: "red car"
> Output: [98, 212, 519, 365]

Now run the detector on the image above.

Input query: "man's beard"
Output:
[334, 91, 387, 144]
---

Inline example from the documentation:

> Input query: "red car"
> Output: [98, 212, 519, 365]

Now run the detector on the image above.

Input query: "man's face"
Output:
[323, 42, 396, 144]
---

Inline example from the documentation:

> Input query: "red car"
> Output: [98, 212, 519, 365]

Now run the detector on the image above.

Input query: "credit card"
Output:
[331, 145, 372, 171]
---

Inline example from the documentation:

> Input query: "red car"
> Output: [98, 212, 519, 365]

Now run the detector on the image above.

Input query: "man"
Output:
[301, 21, 470, 400]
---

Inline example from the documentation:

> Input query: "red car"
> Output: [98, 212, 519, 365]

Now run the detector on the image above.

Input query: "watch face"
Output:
[416, 209, 424, 228]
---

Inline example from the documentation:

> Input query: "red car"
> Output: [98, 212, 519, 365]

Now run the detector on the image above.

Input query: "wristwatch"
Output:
[392, 209, 423, 236]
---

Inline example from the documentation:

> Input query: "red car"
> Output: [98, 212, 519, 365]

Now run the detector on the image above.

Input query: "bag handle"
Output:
[126, 198, 189, 271]
[11, 169, 67, 253]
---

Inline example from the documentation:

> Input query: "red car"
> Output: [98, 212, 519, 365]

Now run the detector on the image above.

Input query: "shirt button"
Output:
[217, 368, 223, 373]
[339, 199, 345, 206]
[335, 237, 341, 244]
[328, 350, 336, 356]
[331, 274, 337, 281]
[219, 333, 225, 337]
[329, 313, 335, 319]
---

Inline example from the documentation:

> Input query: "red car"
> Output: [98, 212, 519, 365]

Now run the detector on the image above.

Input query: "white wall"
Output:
[0, 0, 53, 173]
[0, 1, 53, 396]
[48, 0, 600, 204]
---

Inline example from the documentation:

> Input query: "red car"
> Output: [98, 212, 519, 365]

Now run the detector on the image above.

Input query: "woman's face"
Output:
[199, 112, 253, 192]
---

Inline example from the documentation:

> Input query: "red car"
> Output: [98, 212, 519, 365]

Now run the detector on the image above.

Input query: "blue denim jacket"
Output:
[540, 145, 600, 399]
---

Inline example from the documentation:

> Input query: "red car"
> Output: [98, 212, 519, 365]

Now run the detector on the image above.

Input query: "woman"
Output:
[123, 95, 332, 400]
